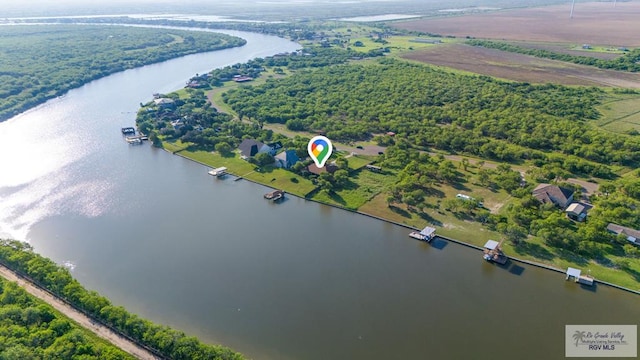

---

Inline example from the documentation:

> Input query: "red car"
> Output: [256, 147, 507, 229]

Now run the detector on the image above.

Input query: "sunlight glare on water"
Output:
[0, 101, 102, 240]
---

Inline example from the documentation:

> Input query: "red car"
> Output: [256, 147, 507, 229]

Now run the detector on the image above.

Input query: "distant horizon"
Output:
[3, 0, 572, 19]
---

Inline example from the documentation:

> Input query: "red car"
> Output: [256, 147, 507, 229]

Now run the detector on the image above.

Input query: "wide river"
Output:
[0, 28, 638, 359]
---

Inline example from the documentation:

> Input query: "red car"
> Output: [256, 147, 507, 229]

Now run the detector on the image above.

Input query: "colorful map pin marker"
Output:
[308, 135, 333, 168]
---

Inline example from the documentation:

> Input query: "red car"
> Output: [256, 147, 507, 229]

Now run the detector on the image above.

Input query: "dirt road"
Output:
[0, 264, 161, 360]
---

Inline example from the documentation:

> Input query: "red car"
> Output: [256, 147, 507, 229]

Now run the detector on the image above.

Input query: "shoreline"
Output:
[168, 147, 640, 296]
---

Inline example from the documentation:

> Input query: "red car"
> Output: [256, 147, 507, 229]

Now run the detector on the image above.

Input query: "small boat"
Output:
[125, 137, 143, 145]
[264, 190, 285, 201]
[121, 127, 136, 135]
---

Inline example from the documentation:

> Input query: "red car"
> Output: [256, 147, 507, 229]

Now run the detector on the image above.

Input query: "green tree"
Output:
[333, 169, 349, 188]
[254, 152, 274, 166]
[215, 141, 233, 156]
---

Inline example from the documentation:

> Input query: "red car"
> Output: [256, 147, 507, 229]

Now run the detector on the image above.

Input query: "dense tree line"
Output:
[0, 25, 245, 121]
[136, 47, 382, 151]
[0, 277, 132, 359]
[0, 240, 244, 360]
[221, 57, 640, 174]
[467, 40, 640, 72]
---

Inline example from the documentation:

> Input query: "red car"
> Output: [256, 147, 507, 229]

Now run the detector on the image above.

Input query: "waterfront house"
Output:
[153, 97, 175, 109]
[238, 139, 270, 158]
[233, 75, 253, 82]
[275, 150, 300, 169]
[267, 141, 283, 156]
[170, 119, 184, 131]
[606, 223, 640, 246]
[565, 203, 587, 222]
[307, 163, 338, 175]
[532, 183, 574, 209]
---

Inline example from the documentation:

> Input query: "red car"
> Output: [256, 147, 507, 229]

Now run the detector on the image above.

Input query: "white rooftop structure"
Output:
[420, 226, 436, 238]
[566, 267, 581, 278]
[484, 240, 500, 250]
[208, 167, 228, 177]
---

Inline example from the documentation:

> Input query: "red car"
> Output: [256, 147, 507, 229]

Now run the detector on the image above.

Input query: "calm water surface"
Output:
[0, 28, 638, 360]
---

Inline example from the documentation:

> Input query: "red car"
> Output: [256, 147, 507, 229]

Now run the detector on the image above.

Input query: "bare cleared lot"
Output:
[395, 2, 640, 47]
[403, 44, 640, 88]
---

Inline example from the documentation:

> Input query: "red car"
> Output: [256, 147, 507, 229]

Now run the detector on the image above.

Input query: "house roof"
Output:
[566, 267, 581, 278]
[565, 203, 585, 214]
[484, 240, 500, 250]
[607, 223, 640, 240]
[275, 149, 299, 164]
[268, 141, 283, 151]
[420, 227, 436, 237]
[238, 139, 265, 157]
[153, 98, 175, 105]
[307, 163, 338, 175]
[532, 183, 574, 206]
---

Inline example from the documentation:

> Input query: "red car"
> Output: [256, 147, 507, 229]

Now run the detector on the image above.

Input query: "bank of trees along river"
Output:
[0, 25, 246, 122]
[0, 276, 133, 359]
[0, 240, 244, 360]
[138, 44, 640, 288]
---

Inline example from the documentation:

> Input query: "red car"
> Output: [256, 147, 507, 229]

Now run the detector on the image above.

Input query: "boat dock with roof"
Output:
[208, 167, 228, 177]
[566, 267, 594, 286]
[483, 240, 508, 264]
[409, 226, 436, 242]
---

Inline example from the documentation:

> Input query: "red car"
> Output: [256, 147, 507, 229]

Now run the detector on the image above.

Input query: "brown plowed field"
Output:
[403, 44, 640, 88]
[395, 2, 640, 46]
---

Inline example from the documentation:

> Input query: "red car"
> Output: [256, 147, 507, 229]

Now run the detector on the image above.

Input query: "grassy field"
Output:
[344, 154, 374, 170]
[172, 145, 317, 197]
[312, 168, 396, 209]
[596, 94, 640, 133]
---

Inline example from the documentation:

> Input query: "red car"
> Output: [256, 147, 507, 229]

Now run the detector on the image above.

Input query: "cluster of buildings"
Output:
[532, 183, 639, 246]
[237, 138, 344, 176]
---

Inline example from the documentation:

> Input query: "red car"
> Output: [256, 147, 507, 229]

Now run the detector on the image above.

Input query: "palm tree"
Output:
[573, 331, 586, 346]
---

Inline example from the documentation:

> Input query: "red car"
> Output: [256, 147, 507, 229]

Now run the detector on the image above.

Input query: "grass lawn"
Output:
[174, 146, 316, 197]
[348, 34, 446, 55]
[508, 236, 640, 291]
[312, 168, 397, 209]
[160, 139, 189, 153]
[358, 192, 501, 245]
[345, 155, 373, 170]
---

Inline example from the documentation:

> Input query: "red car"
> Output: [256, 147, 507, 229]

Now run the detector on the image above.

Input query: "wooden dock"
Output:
[408, 226, 436, 242]
[483, 240, 508, 264]
[208, 167, 228, 177]
[566, 267, 594, 286]
[264, 190, 285, 201]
